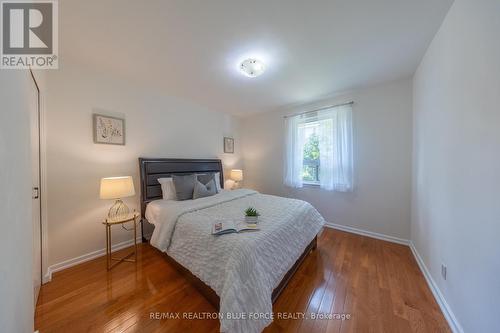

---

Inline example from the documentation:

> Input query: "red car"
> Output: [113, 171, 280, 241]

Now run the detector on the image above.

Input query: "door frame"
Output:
[29, 69, 49, 284]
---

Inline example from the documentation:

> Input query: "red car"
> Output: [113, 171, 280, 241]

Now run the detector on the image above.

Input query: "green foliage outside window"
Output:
[303, 133, 320, 182]
[303, 133, 320, 160]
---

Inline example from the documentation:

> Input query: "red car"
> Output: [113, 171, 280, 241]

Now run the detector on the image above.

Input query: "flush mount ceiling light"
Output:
[239, 58, 265, 78]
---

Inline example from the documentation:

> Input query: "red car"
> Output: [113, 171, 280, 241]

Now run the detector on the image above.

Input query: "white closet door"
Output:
[29, 71, 42, 306]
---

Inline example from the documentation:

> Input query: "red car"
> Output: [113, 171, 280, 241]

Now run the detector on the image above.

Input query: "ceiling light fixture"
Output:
[239, 58, 265, 78]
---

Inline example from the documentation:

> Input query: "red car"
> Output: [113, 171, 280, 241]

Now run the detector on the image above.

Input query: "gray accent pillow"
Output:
[172, 174, 197, 200]
[197, 173, 220, 193]
[197, 173, 215, 185]
[196, 172, 222, 192]
[193, 178, 217, 199]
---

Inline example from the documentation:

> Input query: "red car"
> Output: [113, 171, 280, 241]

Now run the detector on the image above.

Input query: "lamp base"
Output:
[108, 199, 130, 221]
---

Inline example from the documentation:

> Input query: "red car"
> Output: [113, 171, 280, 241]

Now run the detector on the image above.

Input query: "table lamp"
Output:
[100, 176, 135, 221]
[230, 169, 243, 189]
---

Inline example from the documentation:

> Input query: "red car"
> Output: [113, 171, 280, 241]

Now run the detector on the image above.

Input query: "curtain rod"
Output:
[283, 101, 354, 119]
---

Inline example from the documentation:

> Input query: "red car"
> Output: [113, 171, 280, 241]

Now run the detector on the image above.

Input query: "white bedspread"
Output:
[146, 189, 325, 333]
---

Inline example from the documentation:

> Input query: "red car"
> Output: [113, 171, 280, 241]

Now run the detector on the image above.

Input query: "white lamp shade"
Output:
[100, 176, 135, 200]
[230, 169, 243, 182]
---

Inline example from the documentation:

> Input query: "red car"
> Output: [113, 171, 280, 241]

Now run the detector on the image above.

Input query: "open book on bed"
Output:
[212, 220, 260, 235]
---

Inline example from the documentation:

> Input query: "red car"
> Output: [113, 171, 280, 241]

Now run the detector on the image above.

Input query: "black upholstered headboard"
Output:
[138, 158, 224, 240]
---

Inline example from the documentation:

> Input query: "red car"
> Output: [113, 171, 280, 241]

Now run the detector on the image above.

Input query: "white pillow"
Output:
[157, 177, 177, 200]
[214, 172, 222, 192]
[196, 172, 222, 192]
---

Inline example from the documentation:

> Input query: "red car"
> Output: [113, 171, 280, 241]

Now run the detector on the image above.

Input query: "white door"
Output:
[29, 70, 42, 305]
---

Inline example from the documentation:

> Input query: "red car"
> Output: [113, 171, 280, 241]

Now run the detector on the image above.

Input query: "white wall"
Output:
[45, 61, 241, 272]
[0, 70, 35, 332]
[412, 0, 500, 332]
[242, 79, 413, 240]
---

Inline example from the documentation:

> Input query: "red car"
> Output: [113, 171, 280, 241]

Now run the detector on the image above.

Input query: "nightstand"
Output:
[102, 211, 140, 270]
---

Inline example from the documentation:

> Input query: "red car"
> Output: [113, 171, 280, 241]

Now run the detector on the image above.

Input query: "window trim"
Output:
[303, 180, 320, 187]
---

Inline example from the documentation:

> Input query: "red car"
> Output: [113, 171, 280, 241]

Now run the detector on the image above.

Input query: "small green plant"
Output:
[244, 207, 260, 217]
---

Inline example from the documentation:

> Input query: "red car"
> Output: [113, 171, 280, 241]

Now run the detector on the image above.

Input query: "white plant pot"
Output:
[245, 216, 258, 224]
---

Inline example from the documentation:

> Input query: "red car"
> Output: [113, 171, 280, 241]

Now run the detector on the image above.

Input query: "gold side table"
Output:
[103, 211, 140, 270]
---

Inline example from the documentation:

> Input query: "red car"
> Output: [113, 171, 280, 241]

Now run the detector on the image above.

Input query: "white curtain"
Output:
[318, 105, 353, 191]
[284, 115, 306, 188]
[284, 104, 353, 191]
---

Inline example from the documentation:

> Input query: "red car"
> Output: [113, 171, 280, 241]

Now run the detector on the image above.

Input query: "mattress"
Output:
[145, 189, 325, 333]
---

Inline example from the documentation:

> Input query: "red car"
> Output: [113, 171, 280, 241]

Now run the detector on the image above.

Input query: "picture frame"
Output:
[224, 137, 234, 153]
[93, 114, 125, 145]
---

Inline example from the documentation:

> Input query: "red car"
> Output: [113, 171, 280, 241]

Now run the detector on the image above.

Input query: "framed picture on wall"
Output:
[93, 114, 125, 145]
[224, 137, 234, 153]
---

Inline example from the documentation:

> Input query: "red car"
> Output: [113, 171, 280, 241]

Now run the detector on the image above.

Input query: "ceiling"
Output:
[60, 0, 453, 116]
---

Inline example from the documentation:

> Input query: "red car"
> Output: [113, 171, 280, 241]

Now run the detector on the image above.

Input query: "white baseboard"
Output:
[409, 243, 464, 333]
[324, 222, 410, 246]
[43, 237, 142, 283]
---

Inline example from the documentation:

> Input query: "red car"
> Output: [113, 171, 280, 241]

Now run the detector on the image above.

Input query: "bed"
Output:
[139, 158, 325, 333]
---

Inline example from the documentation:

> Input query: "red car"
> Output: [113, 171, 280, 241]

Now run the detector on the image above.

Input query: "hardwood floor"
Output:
[35, 229, 450, 333]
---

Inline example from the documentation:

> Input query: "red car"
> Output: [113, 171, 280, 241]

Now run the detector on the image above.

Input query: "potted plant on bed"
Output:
[244, 207, 260, 224]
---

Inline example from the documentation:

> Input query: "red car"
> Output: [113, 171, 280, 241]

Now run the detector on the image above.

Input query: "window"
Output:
[284, 103, 353, 191]
[301, 122, 321, 184]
